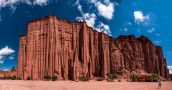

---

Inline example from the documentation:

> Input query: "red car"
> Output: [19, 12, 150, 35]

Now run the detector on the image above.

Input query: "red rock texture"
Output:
[169, 74, 172, 80]
[0, 70, 16, 78]
[17, 15, 169, 80]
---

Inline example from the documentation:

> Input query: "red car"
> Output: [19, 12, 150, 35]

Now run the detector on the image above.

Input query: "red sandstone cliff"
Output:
[17, 15, 169, 80]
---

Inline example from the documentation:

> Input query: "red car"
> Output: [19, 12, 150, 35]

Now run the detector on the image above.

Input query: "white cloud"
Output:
[74, 0, 83, 14]
[96, 22, 111, 35]
[33, 0, 48, 6]
[76, 13, 111, 35]
[20, 0, 32, 5]
[126, 22, 132, 26]
[168, 66, 172, 74]
[0, 0, 49, 9]
[76, 13, 96, 28]
[74, 0, 113, 35]
[124, 28, 128, 32]
[0, 0, 19, 6]
[0, 46, 15, 55]
[148, 28, 155, 33]
[119, 21, 132, 32]
[0, 46, 15, 64]
[0, 60, 3, 64]
[3, 69, 9, 71]
[90, 0, 97, 3]
[133, 11, 159, 36]
[9, 56, 15, 60]
[96, 2, 114, 20]
[0, 0, 19, 10]
[89, 0, 114, 20]
[134, 11, 149, 24]
[0, 0, 49, 21]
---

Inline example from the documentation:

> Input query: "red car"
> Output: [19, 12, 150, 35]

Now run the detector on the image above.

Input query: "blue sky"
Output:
[0, 0, 171, 73]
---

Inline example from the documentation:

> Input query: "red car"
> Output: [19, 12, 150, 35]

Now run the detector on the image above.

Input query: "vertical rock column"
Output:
[88, 28, 95, 79]
[80, 21, 90, 76]
[24, 22, 35, 79]
[17, 36, 27, 79]
[54, 18, 62, 79]
[99, 33, 110, 78]
[72, 22, 82, 80]
[92, 31, 100, 77]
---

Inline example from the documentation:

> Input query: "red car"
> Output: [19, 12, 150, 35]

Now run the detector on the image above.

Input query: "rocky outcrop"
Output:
[17, 15, 169, 80]
[0, 70, 16, 78]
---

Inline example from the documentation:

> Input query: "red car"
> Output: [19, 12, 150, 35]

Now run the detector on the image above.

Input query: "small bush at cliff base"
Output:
[79, 76, 89, 81]
[11, 76, 17, 80]
[151, 73, 159, 82]
[0, 75, 22, 80]
[130, 73, 137, 82]
[52, 75, 58, 81]
[106, 73, 117, 82]
[43, 75, 52, 81]
[1, 75, 11, 80]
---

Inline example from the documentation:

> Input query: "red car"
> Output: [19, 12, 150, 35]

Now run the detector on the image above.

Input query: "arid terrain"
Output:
[0, 80, 171, 90]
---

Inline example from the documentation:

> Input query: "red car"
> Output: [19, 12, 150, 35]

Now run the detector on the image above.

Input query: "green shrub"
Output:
[106, 73, 117, 82]
[3, 75, 11, 80]
[79, 76, 89, 81]
[151, 73, 159, 82]
[27, 76, 31, 80]
[52, 75, 58, 81]
[0, 75, 21, 80]
[11, 76, 17, 80]
[43, 75, 51, 81]
[130, 73, 137, 82]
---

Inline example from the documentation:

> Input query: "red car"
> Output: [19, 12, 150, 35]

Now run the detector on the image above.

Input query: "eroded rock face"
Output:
[17, 16, 169, 80]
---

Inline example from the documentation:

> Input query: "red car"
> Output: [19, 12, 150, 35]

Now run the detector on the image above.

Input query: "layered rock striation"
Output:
[17, 15, 169, 80]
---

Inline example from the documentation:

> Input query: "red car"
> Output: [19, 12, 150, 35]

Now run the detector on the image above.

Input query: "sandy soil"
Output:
[0, 80, 171, 90]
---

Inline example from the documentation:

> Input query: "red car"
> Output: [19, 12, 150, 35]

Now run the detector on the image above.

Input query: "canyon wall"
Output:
[17, 16, 169, 80]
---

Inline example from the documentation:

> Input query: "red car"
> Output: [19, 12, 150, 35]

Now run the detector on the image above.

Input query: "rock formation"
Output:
[0, 70, 16, 78]
[17, 15, 170, 80]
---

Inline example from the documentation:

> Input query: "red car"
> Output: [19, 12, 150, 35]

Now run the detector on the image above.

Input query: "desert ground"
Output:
[0, 80, 171, 90]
